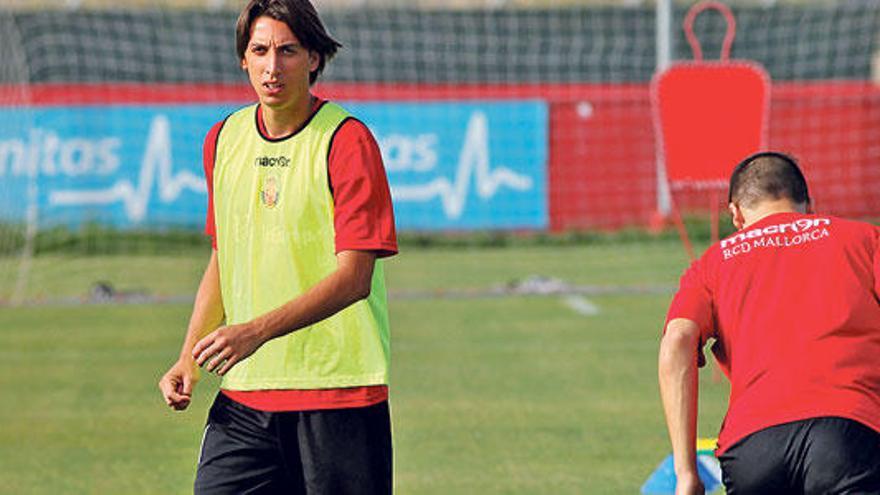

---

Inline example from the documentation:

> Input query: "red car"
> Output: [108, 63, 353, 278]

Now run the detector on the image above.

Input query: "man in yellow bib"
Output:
[158, 1, 397, 492]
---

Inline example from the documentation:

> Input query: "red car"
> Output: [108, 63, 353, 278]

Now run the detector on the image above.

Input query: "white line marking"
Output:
[562, 295, 601, 316]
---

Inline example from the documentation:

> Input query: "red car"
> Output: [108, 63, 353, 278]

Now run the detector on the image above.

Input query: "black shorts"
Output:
[718, 416, 880, 495]
[194, 392, 392, 495]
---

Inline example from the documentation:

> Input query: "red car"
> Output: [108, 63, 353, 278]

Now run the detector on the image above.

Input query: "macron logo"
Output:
[720, 218, 832, 248]
[254, 156, 290, 168]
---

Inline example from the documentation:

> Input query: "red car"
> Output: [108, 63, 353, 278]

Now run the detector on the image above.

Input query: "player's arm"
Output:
[192, 249, 376, 376]
[158, 249, 225, 410]
[658, 317, 705, 495]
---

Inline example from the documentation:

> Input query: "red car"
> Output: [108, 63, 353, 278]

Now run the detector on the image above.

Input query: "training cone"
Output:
[641, 439, 723, 494]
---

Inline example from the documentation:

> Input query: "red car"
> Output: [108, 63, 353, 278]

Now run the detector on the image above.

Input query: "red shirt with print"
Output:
[202, 99, 397, 412]
[666, 212, 880, 454]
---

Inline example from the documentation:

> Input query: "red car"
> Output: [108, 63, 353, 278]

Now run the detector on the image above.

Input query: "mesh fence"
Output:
[3, 5, 878, 84]
[1, 1, 879, 302]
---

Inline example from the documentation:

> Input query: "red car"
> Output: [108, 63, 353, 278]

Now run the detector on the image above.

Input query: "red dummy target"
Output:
[651, 1, 771, 260]
[653, 1, 770, 187]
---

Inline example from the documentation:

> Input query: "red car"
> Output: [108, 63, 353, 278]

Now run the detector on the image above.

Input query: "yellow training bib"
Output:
[212, 102, 390, 390]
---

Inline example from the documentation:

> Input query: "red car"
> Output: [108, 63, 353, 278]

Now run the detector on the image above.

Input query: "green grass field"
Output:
[0, 240, 729, 494]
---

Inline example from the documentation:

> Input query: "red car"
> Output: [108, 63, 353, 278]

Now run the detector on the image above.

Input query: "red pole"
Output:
[671, 206, 696, 262]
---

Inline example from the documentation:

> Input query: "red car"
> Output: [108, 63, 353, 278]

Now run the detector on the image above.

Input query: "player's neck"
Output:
[742, 199, 807, 228]
[260, 94, 317, 138]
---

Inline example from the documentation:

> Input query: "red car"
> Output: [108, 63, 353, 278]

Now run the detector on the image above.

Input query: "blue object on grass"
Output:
[641, 453, 723, 494]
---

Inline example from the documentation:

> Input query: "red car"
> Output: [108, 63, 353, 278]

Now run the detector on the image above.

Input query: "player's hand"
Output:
[159, 358, 200, 411]
[675, 471, 705, 495]
[192, 322, 265, 376]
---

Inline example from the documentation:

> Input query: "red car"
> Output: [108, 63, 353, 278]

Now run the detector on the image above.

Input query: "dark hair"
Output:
[728, 151, 810, 207]
[235, 0, 342, 84]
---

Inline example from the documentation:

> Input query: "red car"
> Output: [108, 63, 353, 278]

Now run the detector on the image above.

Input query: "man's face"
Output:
[241, 16, 319, 110]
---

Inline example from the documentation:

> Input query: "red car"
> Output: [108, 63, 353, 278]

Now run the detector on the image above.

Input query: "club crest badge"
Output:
[260, 175, 280, 209]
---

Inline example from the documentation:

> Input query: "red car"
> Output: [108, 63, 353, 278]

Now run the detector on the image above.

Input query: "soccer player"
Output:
[157, 0, 397, 493]
[658, 152, 880, 495]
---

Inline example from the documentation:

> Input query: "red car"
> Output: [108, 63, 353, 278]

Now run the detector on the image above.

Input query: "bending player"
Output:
[158, 0, 397, 492]
[659, 151, 880, 494]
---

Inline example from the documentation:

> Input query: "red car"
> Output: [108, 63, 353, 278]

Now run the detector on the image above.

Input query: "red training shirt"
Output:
[666, 212, 880, 454]
[202, 99, 398, 412]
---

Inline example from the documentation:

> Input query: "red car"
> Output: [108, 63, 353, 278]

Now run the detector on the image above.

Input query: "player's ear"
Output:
[240, 57, 248, 71]
[729, 202, 745, 230]
[308, 51, 319, 72]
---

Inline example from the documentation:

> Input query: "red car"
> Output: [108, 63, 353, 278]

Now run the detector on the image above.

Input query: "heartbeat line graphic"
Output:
[49, 115, 205, 223]
[390, 111, 533, 219]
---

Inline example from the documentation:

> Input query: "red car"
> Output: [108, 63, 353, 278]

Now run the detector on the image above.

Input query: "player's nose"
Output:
[264, 49, 281, 76]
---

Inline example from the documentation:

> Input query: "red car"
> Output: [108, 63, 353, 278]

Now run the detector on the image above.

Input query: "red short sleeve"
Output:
[665, 258, 715, 341]
[328, 119, 398, 258]
[203, 120, 224, 249]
